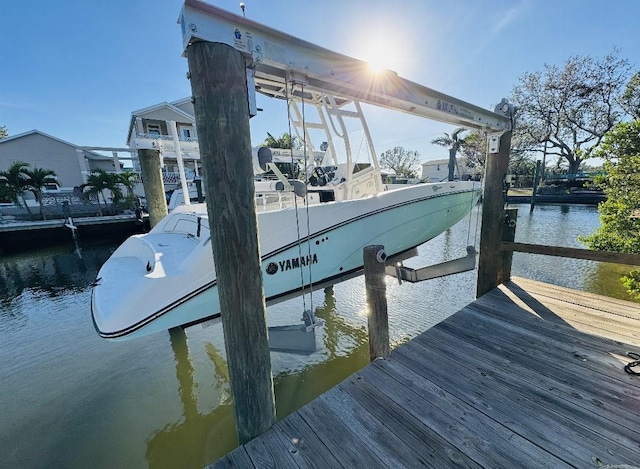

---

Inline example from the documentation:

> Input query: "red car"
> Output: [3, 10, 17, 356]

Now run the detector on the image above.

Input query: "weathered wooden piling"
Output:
[476, 130, 512, 297]
[363, 245, 390, 360]
[186, 40, 276, 444]
[137, 149, 168, 228]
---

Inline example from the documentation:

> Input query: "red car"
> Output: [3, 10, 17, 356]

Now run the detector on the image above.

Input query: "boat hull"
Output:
[92, 182, 481, 340]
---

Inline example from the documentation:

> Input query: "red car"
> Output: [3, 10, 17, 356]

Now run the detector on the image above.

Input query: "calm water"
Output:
[0, 204, 635, 468]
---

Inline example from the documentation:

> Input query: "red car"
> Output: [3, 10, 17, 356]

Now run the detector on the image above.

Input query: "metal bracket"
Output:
[504, 212, 517, 228]
[303, 309, 325, 331]
[267, 310, 325, 355]
[130, 139, 165, 151]
[246, 68, 257, 117]
[386, 246, 477, 283]
[487, 131, 504, 154]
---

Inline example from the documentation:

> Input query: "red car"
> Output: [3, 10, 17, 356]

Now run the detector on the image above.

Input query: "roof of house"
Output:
[422, 158, 459, 166]
[126, 98, 195, 144]
[0, 129, 112, 160]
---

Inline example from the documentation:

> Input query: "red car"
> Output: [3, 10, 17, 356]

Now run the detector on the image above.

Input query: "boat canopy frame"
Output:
[178, 0, 513, 134]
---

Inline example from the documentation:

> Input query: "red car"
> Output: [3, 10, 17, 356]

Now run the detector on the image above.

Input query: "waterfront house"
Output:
[126, 98, 200, 187]
[421, 157, 476, 182]
[0, 130, 116, 188]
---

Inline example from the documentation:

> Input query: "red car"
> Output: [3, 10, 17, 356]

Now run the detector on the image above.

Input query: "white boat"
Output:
[92, 180, 480, 340]
[92, 76, 487, 340]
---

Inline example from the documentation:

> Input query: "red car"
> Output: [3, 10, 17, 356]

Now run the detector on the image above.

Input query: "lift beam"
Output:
[179, 0, 512, 132]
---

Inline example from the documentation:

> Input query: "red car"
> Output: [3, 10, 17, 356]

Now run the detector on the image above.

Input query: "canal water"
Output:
[0, 204, 635, 469]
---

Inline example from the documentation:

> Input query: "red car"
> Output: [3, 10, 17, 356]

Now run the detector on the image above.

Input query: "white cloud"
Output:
[492, 1, 529, 37]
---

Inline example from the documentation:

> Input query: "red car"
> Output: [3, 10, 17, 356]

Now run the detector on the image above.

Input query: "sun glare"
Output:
[363, 41, 396, 74]
[368, 59, 385, 74]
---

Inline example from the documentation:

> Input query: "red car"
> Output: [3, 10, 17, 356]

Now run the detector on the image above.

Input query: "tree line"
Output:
[510, 49, 640, 300]
[379, 48, 640, 180]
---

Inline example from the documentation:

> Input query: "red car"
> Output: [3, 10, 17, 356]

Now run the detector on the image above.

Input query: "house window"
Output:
[182, 128, 192, 138]
[147, 123, 161, 135]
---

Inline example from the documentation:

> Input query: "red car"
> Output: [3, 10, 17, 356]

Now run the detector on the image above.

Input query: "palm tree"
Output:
[23, 167, 58, 220]
[83, 169, 132, 214]
[264, 132, 301, 150]
[0, 161, 34, 218]
[117, 171, 139, 208]
[0, 178, 12, 203]
[104, 172, 124, 209]
[431, 128, 468, 181]
[83, 169, 111, 214]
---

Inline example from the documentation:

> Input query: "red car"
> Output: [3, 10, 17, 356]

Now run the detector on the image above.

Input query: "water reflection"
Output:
[273, 286, 369, 420]
[0, 243, 114, 338]
[145, 286, 371, 467]
[145, 328, 236, 469]
[583, 261, 637, 299]
[0, 243, 111, 305]
[315, 286, 368, 360]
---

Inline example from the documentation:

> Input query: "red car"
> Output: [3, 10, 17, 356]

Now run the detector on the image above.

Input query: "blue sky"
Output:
[2, 0, 640, 163]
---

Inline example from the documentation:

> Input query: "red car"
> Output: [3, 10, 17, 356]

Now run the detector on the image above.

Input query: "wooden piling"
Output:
[448, 148, 456, 181]
[363, 245, 390, 361]
[476, 131, 512, 297]
[530, 159, 542, 211]
[186, 41, 276, 444]
[137, 149, 168, 228]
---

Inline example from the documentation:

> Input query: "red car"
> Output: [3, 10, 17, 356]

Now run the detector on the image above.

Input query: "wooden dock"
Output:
[0, 214, 147, 253]
[209, 277, 640, 468]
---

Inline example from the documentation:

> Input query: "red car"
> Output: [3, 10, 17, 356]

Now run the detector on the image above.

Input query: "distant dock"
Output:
[209, 277, 640, 468]
[507, 193, 606, 205]
[0, 214, 147, 253]
[507, 189, 607, 205]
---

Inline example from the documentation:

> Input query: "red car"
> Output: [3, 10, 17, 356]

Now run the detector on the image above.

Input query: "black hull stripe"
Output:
[263, 188, 473, 259]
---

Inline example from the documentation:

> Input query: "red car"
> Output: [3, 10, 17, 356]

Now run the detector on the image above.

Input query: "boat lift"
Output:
[178, 1, 515, 353]
[179, 0, 513, 133]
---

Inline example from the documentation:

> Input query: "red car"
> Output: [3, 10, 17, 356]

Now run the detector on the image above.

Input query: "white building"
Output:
[0, 130, 115, 188]
[421, 157, 476, 182]
[125, 98, 200, 188]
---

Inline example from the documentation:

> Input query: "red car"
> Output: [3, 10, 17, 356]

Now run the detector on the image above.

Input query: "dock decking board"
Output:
[403, 332, 640, 464]
[338, 377, 483, 468]
[208, 277, 640, 468]
[421, 322, 640, 441]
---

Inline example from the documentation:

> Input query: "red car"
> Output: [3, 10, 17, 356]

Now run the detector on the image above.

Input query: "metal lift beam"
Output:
[178, 0, 512, 132]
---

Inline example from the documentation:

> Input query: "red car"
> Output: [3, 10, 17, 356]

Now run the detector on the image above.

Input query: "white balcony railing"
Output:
[130, 133, 200, 155]
[134, 132, 198, 143]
